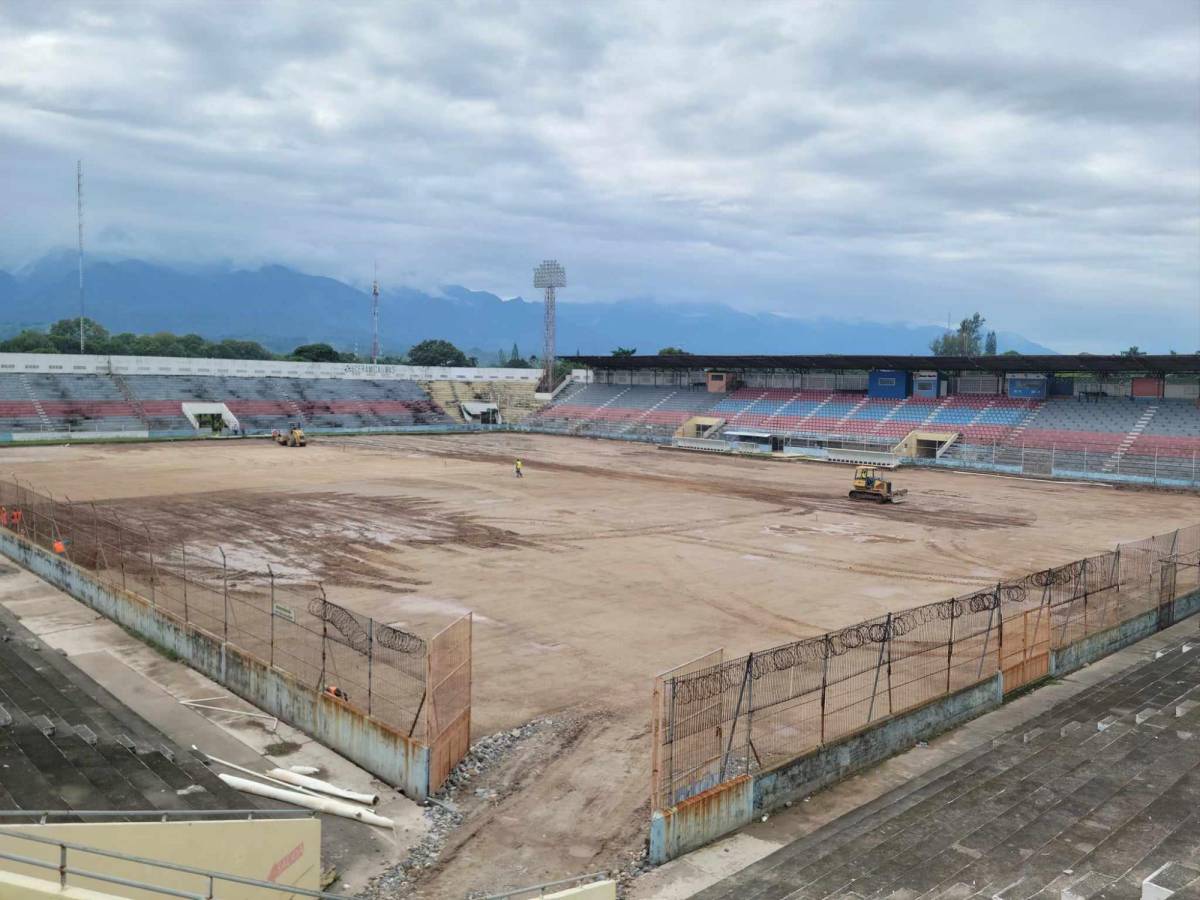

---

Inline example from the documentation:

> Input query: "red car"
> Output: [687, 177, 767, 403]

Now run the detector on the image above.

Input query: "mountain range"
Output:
[0, 252, 1057, 360]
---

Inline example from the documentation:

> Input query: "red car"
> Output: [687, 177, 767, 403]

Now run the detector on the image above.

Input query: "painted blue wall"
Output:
[912, 374, 941, 398]
[868, 370, 911, 399]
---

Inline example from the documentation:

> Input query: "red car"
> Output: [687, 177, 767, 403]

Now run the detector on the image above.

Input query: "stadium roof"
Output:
[564, 354, 1199, 375]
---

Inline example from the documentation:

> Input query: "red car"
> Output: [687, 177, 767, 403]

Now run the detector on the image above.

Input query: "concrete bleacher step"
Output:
[694, 634, 1200, 900]
[0, 625, 250, 815]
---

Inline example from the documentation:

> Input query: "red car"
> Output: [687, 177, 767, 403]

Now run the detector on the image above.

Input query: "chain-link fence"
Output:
[938, 442, 1199, 488]
[0, 477, 430, 739]
[652, 523, 1200, 812]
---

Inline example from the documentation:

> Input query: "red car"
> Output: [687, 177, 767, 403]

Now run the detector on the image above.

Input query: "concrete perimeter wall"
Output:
[649, 586, 1200, 864]
[0, 529, 431, 800]
[0, 351, 540, 383]
[1051, 588, 1200, 678]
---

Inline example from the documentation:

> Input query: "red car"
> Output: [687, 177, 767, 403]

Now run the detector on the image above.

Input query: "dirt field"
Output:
[5, 432, 1196, 896]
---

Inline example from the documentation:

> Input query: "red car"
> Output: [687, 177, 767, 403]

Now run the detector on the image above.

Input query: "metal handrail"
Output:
[0, 809, 313, 821]
[0, 826, 350, 898]
[479, 871, 609, 900]
[0, 848, 204, 898]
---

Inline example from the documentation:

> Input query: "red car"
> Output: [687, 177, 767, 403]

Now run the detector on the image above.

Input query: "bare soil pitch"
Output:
[7, 433, 1195, 896]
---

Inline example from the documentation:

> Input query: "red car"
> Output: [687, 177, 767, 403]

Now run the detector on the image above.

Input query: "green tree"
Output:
[658, 347, 692, 356]
[930, 313, 986, 355]
[291, 342, 341, 363]
[1119, 346, 1146, 357]
[407, 339, 470, 367]
[611, 347, 637, 357]
[501, 342, 532, 368]
[984, 331, 997, 355]
[0, 328, 56, 353]
[212, 339, 273, 360]
[47, 317, 110, 353]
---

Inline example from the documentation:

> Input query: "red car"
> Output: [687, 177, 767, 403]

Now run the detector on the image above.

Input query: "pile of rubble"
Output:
[357, 718, 552, 897]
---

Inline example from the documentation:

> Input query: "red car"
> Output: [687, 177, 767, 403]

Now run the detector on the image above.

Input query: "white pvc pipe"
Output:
[288, 765, 321, 776]
[267, 768, 379, 806]
[192, 747, 324, 800]
[218, 774, 393, 829]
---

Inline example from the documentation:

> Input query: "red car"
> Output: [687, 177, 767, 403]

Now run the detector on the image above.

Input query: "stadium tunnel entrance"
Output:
[181, 401, 240, 434]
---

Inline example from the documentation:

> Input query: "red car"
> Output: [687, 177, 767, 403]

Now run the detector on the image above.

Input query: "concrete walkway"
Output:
[0, 559, 427, 895]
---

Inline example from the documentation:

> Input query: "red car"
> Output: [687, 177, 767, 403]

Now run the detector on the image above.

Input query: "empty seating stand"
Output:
[0, 610, 259, 815]
[527, 385, 1047, 446]
[0, 372, 455, 436]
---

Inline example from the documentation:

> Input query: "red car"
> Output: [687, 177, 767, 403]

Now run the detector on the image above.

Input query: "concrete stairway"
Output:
[422, 381, 466, 422]
[570, 386, 632, 433]
[619, 391, 680, 434]
[110, 373, 151, 429]
[283, 399, 307, 426]
[918, 396, 953, 427]
[1005, 402, 1047, 444]
[19, 374, 51, 430]
[695, 634, 1200, 900]
[1103, 405, 1159, 472]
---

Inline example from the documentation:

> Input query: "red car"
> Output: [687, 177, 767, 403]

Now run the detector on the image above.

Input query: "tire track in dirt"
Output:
[334, 436, 1032, 531]
[668, 533, 997, 590]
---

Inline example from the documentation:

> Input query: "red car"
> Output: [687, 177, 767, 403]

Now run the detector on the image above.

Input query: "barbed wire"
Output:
[307, 595, 426, 656]
[375, 622, 426, 655]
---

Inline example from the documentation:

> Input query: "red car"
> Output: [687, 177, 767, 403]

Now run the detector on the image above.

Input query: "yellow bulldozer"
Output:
[273, 424, 307, 447]
[848, 465, 906, 503]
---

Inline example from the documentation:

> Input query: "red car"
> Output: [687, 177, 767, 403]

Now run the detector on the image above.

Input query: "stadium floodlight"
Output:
[533, 260, 566, 391]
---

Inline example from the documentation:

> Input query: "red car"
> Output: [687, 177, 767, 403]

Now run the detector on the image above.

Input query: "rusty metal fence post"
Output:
[867, 612, 891, 724]
[218, 546, 228, 643]
[819, 635, 831, 745]
[145, 527, 157, 607]
[318, 583, 328, 688]
[945, 607, 955, 693]
[181, 542, 189, 624]
[267, 564, 275, 668]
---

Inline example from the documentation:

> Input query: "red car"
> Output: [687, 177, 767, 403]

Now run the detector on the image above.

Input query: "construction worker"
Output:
[0, 506, 7, 527]
[324, 685, 349, 702]
[514, 458, 523, 478]
[52, 538, 65, 554]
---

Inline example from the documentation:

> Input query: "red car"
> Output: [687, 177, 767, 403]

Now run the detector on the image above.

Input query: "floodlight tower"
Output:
[370, 261, 381, 364]
[533, 259, 565, 390]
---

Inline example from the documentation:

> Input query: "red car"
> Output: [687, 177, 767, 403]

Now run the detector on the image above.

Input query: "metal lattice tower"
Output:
[533, 260, 565, 390]
[76, 160, 85, 353]
[370, 262, 381, 364]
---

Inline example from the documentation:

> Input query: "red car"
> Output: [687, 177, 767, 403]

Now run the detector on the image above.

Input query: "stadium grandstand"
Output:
[0, 350, 1195, 488]
[535, 353, 1200, 487]
[0, 353, 541, 438]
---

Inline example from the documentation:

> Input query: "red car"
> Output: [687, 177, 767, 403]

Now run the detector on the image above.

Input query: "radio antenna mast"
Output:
[77, 160, 86, 353]
[370, 261, 381, 363]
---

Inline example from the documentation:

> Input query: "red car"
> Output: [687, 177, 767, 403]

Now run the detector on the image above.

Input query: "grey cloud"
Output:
[0, 0, 1196, 350]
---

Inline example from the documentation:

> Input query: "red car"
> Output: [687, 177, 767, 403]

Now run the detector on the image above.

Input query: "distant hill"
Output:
[0, 254, 1058, 358]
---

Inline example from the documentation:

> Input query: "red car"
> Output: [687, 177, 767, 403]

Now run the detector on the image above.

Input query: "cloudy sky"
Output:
[1, 1, 1198, 351]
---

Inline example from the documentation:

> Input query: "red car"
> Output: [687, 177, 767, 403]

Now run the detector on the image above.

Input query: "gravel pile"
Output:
[357, 718, 551, 898]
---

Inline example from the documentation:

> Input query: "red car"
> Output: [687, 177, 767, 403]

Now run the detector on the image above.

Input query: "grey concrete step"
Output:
[693, 632, 1200, 900]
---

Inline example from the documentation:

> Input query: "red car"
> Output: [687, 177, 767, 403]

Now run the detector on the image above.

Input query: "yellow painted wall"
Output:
[545, 880, 617, 900]
[0, 869, 123, 899]
[0, 818, 320, 899]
